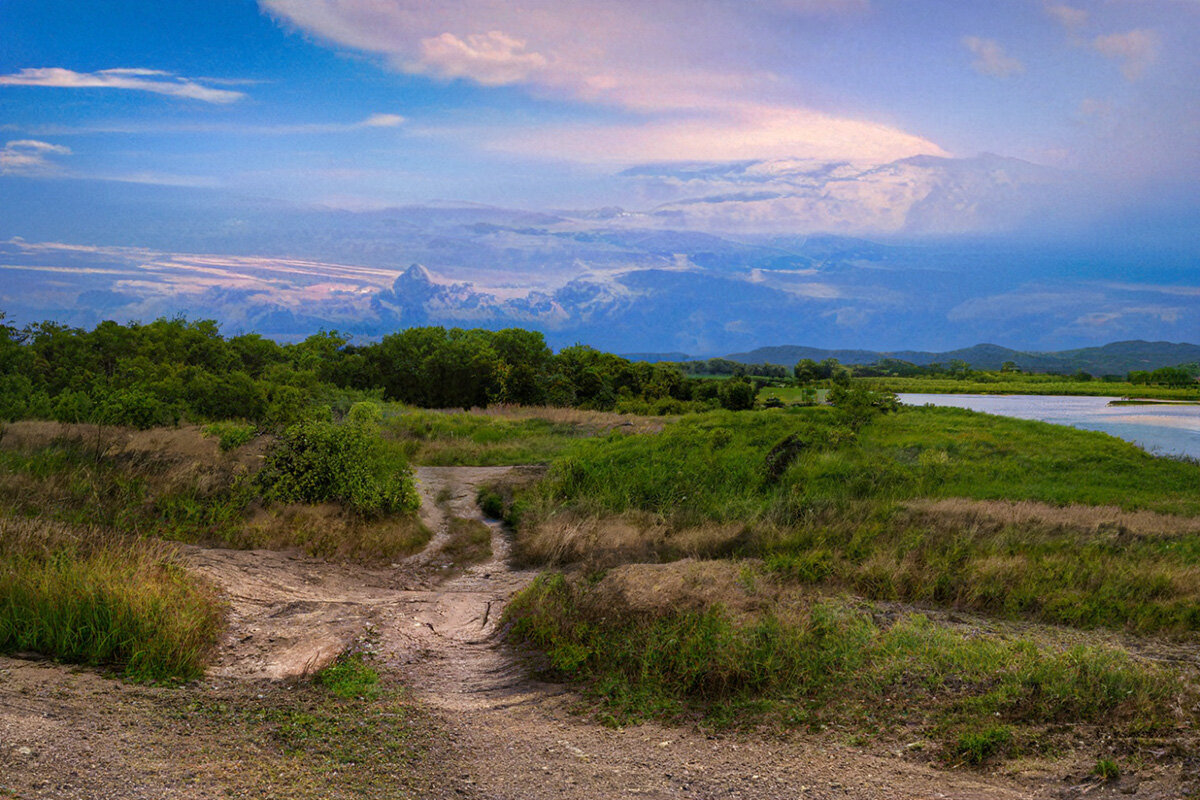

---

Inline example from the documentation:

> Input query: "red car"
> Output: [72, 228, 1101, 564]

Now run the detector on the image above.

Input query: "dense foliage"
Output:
[0, 314, 763, 424]
[259, 405, 420, 516]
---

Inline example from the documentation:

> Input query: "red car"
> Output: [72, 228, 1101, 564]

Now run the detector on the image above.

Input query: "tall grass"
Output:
[516, 406, 1200, 634]
[0, 517, 223, 681]
[506, 571, 1182, 755]
[0, 423, 429, 562]
[532, 406, 1200, 519]
[383, 407, 609, 465]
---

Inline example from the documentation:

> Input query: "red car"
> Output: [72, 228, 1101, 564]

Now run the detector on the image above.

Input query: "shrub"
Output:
[260, 415, 419, 516]
[202, 421, 257, 451]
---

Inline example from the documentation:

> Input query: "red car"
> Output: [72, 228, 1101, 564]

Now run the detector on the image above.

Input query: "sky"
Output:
[0, 0, 1198, 353]
[2, 0, 1196, 209]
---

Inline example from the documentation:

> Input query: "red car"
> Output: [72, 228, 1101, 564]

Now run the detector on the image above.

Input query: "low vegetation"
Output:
[505, 565, 1186, 759]
[439, 517, 493, 567]
[858, 375, 1199, 400]
[0, 516, 223, 681]
[512, 405, 1200, 634]
[3, 309, 1199, 781]
[0, 417, 429, 562]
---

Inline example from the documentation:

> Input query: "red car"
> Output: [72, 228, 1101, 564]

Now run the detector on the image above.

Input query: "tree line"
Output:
[0, 314, 764, 427]
[792, 356, 1198, 385]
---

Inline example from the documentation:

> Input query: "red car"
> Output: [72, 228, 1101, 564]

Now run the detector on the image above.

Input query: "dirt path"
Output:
[0, 466, 1177, 798]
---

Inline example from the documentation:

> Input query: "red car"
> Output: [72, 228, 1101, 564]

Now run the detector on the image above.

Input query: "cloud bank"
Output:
[260, 0, 947, 164]
[0, 67, 245, 103]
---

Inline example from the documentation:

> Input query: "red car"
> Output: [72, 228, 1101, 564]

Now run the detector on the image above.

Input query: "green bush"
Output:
[203, 421, 257, 451]
[260, 415, 419, 516]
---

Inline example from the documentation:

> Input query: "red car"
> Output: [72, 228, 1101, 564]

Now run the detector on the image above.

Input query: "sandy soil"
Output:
[0, 466, 1191, 799]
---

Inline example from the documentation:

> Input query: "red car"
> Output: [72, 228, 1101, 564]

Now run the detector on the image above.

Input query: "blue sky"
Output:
[2, 0, 1196, 209]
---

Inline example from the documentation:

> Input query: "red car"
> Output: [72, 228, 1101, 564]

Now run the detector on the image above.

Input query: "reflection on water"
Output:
[897, 394, 1200, 460]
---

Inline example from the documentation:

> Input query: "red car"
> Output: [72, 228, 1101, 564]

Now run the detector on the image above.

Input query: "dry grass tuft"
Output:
[583, 559, 790, 625]
[905, 498, 1200, 540]
[517, 512, 747, 567]
[471, 404, 669, 434]
[242, 503, 430, 563]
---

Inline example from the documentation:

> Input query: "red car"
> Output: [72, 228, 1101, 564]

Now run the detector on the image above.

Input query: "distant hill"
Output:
[719, 340, 1200, 375]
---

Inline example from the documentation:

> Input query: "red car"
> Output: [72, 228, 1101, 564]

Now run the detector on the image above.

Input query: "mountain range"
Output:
[646, 340, 1200, 376]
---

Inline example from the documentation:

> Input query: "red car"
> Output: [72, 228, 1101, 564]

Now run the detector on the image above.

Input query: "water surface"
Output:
[897, 393, 1200, 460]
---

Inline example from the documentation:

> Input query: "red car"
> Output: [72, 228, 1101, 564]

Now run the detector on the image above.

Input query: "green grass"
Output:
[505, 572, 1183, 758]
[0, 438, 254, 544]
[202, 421, 258, 451]
[757, 386, 828, 404]
[173, 664, 442, 797]
[0, 517, 224, 682]
[439, 516, 493, 566]
[858, 375, 1200, 400]
[953, 726, 1013, 765]
[313, 651, 382, 700]
[516, 406, 1200, 634]
[1094, 758, 1121, 781]
[0, 429, 430, 562]
[533, 406, 1200, 521]
[383, 407, 612, 465]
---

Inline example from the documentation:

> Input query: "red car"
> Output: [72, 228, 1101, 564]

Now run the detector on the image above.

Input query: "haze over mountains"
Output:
[1, 150, 1197, 356]
[692, 341, 1200, 376]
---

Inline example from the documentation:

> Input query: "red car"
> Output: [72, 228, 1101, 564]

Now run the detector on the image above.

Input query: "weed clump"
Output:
[314, 651, 382, 700]
[1093, 758, 1121, 781]
[952, 726, 1013, 765]
[0, 517, 223, 682]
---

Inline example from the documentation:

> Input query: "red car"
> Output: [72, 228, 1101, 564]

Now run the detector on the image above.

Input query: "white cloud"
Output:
[415, 31, 548, 86]
[259, 0, 945, 164]
[487, 103, 947, 164]
[23, 114, 405, 137]
[0, 139, 71, 174]
[1092, 29, 1160, 80]
[359, 113, 405, 127]
[962, 37, 1025, 77]
[0, 67, 245, 103]
[1045, 4, 1088, 29]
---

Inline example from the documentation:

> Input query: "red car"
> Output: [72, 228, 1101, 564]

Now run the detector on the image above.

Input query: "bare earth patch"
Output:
[2, 467, 1197, 798]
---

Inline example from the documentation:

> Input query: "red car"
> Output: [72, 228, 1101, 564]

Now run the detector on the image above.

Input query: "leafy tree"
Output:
[718, 377, 757, 411]
[792, 359, 820, 383]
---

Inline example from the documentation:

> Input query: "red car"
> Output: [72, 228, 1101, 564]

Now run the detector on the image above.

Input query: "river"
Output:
[897, 393, 1200, 461]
